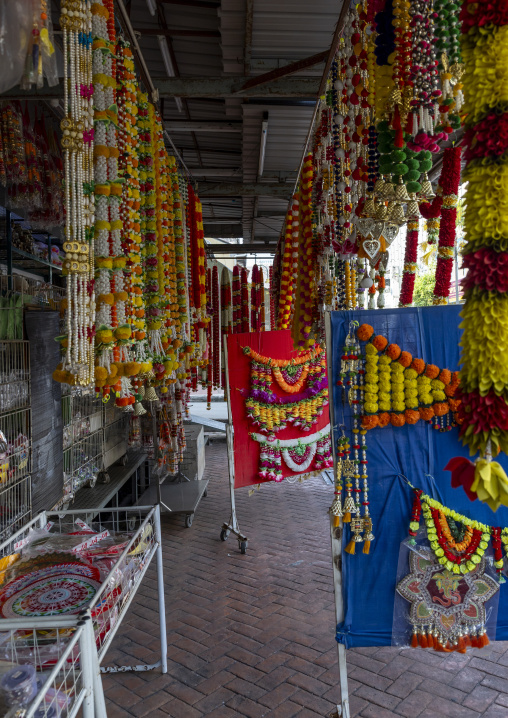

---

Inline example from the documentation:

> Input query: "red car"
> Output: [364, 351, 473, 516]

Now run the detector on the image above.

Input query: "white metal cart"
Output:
[0, 504, 167, 717]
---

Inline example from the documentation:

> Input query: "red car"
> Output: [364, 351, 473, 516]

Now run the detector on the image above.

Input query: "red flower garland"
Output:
[461, 247, 508, 293]
[269, 265, 275, 330]
[399, 216, 419, 306]
[464, 113, 508, 164]
[251, 264, 260, 332]
[232, 265, 241, 333]
[431, 507, 483, 565]
[259, 267, 266, 331]
[212, 265, 220, 388]
[433, 147, 462, 303]
[241, 267, 250, 333]
[460, 0, 508, 34]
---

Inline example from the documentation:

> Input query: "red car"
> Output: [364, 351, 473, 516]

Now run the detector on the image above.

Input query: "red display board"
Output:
[227, 330, 330, 489]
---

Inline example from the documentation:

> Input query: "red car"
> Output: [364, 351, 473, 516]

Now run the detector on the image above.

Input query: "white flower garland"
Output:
[251, 424, 331, 475]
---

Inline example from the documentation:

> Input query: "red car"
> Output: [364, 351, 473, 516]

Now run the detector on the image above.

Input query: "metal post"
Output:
[325, 311, 350, 718]
[6, 209, 12, 291]
[154, 504, 168, 673]
[220, 334, 248, 549]
[151, 402, 161, 506]
[78, 617, 97, 718]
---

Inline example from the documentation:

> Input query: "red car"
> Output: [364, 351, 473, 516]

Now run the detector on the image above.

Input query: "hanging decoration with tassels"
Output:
[397, 487, 502, 653]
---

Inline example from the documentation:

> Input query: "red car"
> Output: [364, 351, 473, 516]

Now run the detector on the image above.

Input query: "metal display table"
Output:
[71, 452, 147, 516]
[137, 478, 209, 527]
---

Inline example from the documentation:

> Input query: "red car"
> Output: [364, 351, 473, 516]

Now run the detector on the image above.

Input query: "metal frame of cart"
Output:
[0, 504, 167, 718]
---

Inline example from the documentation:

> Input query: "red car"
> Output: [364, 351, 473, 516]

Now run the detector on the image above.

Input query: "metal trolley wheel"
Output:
[220, 528, 229, 541]
[185, 514, 193, 528]
[239, 540, 247, 555]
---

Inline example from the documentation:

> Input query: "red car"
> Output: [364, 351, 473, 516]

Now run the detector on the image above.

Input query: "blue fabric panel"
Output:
[329, 306, 508, 648]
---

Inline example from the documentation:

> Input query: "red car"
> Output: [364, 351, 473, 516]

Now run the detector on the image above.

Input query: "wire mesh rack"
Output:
[0, 475, 31, 543]
[0, 618, 97, 718]
[0, 505, 166, 717]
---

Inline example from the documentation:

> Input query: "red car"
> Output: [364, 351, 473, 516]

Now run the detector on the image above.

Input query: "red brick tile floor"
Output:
[103, 441, 508, 717]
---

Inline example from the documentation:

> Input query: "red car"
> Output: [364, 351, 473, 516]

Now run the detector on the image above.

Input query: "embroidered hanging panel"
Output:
[227, 330, 331, 488]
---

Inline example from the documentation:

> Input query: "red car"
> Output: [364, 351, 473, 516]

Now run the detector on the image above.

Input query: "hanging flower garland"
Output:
[268, 266, 275, 330]
[290, 155, 315, 349]
[232, 265, 241, 333]
[250, 425, 333, 482]
[212, 265, 220, 389]
[54, 0, 95, 387]
[220, 267, 232, 388]
[398, 216, 419, 307]
[456, 0, 508, 463]
[241, 267, 250, 333]
[276, 212, 295, 329]
[432, 146, 461, 303]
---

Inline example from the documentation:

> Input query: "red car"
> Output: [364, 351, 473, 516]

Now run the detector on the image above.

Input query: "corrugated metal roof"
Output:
[127, 0, 340, 248]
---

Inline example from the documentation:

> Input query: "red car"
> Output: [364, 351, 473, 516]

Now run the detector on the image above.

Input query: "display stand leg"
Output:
[154, 505, 168, 673]
[82, 614, 107, 718]
[325, 311, 350, 718]
[330, 512, 350, 718]
[79, 616, 95, 718]
[220, 336, 248, 553]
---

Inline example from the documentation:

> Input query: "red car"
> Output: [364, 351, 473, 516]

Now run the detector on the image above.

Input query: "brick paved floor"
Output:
[103, 441, 508, 718]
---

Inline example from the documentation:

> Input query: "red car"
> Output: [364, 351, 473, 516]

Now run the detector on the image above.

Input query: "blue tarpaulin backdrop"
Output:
[329, 306, 508, 648]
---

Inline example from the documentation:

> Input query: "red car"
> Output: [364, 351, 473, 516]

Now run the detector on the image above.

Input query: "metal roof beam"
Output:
[136, 28, 220, 37]
[197, 183, 293, 198]
[155, 76, 320, 98]
[158, 0, 220, 7]
[239, 50, 327, 93]
[166, 122, 242, 132]
[4, 77, 320, 101]
[206, 242, 277, 255]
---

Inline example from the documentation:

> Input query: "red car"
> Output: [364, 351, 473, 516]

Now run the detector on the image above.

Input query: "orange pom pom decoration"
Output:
[419, 407, 435, 421]
[398, 351, 412, 368]
[450, 371, 460, 388]
[386, 343, 402, 360]
[361, 415, 379, 429]
[390, 413, 406, 427]
[405, 409, 420, 425]
[372, 335, 388, 351]
[433, 402, 450, 416]
[378, 412, 391, 427]
[425, 364, 440, 379]
[438, 369, 451, 385]
[449, 398, 461, 412]
[410, 358, 425, 375]
[357, 324, 374, 342]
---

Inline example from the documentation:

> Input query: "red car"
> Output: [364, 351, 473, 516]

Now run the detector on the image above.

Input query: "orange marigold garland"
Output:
[291, 155, 315, 349]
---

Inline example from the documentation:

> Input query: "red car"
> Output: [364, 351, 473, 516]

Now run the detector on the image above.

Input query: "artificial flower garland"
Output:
[432, 146, 461, 304]
[457, 0, 508, 463]
[357, 324, 461, 429]
[250, 425, 333, 482]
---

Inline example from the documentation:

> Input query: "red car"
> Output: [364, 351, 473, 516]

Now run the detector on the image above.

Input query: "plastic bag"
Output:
[0, 1, 32, 95]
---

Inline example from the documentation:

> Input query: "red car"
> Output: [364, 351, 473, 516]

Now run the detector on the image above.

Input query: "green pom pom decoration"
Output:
[394, 162, 409, 175]
[406, 159, 419, 170]
[378, 163, 393, 176]
[423, 150, 432, 161]
[378, 143, 394, 156]
[406, 181, 422, 194]
[392, 149, 407, 162]
[404, 169, 420, 182]
[377, 131, 394, 146]
[420, 159, 433, 173]
[377, 120, 390, 132]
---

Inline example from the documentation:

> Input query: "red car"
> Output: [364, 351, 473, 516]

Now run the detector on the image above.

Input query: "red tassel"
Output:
[395, 128, 404, 148]
[427, 633, 435, 649]
[420, 633, 428, 649]
[411, 632, 418, 648]
[392, 106, 402, 130]
[480, 632, 490, 648]
[405, 112, 414, 136]
[464, 634, 471, 648]
[456, 636, 466, 652]
[471, 633, 479, 648]
[434, 641, 446, 653]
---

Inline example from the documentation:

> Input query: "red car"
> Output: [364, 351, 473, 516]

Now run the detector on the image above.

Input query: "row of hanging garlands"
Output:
[271, 0, 501, 349]
[51, 1, 274, 413]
